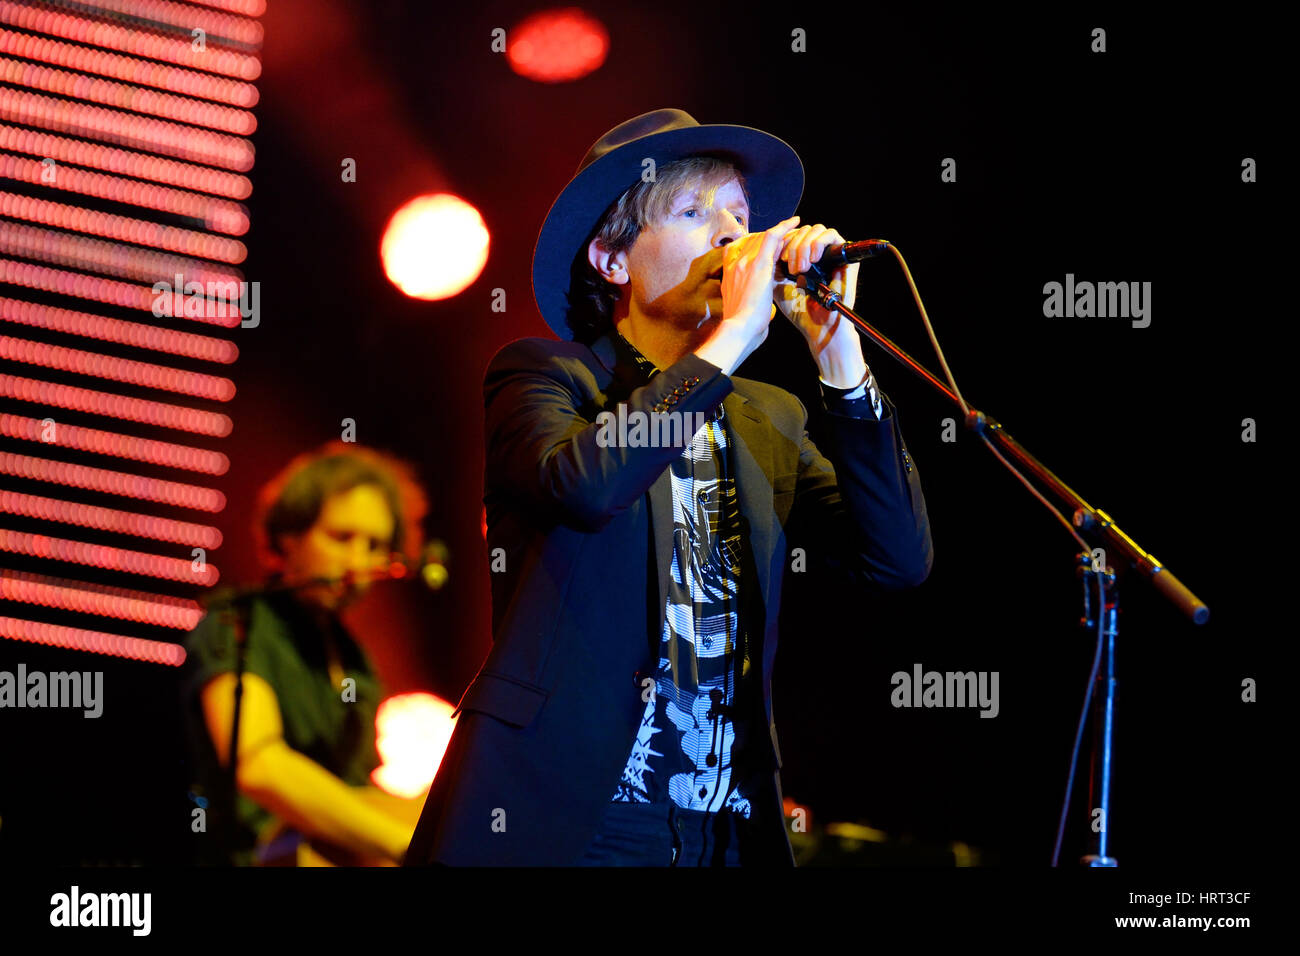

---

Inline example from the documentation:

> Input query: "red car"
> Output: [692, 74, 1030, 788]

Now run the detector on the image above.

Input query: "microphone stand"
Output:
[789, 251, 1209, 867]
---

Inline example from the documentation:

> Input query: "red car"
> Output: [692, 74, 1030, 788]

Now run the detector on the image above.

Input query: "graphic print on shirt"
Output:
[611, 411, 754, 820]
[613, 687, 665, 804]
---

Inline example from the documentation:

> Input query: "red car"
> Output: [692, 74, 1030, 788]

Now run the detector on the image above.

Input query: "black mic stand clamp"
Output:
[794, 260, 842, 313]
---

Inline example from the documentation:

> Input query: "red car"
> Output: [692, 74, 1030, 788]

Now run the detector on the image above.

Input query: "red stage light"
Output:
[380, 193, 489, 301]
[508, 8, 608, 83]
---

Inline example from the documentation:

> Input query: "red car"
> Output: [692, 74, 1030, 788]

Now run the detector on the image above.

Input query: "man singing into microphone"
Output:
[181, 441, 429, 865]
[406, 109, 933, 866]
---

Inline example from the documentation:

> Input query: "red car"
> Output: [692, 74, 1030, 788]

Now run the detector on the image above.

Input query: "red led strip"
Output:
[0, 3, 262, 79]
[0, 615, 187, 665]
[1, 568, 203, 629]
[0, 28, 258, 106]
[0, 527, 220, 585]
[74, 0, 263, 48]
[0, 374, 233, 437]
[0, 154, 250, 230]
[0, 335, 235, 400]
[0, 124, 253, 198]
[0, 220, 248, 289]
[0, 57, 257, 135]
[0, 298, 238, 364]
[0, 452, 225, 511]
[1, 413, 229, 474]
[0, 490, 220, 548]
[186, 0, 266, 16]
[0, 192, 247, 261]
[0, 260, 245, 327]
[0, 87, 255, 171]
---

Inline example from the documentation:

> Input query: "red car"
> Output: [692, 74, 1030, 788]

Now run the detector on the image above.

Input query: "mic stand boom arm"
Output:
[792, 247, 1208, 868]
[794, 253, 1207, 624]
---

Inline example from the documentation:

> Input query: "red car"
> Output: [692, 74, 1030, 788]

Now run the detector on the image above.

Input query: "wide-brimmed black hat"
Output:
[531, 108, 804, 340]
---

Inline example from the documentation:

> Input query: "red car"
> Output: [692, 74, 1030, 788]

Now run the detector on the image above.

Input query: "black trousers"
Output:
[578, 800, 750, 866]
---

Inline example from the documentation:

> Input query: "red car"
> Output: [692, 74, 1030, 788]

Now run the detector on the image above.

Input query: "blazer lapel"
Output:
[723, 389, 776, 611]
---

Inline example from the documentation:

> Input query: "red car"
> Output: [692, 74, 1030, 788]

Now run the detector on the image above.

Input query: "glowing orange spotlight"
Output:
[380, 194, 488, 301]
[370, 691, 458, 798]
[508, 8, 609, 83]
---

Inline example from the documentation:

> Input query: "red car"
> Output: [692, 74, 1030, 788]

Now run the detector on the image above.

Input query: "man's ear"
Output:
[587, 237, 629, 287]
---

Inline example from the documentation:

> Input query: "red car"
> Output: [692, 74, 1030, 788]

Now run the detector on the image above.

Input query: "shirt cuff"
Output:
[820, 368, 883, 420]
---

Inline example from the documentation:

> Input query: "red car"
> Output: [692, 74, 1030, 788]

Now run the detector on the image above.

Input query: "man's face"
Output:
[618, 177, 750, 332]
[278, 484, 396, 611]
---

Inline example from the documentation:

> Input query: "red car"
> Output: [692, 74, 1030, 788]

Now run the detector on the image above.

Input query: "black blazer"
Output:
[405, 330, 933, 865]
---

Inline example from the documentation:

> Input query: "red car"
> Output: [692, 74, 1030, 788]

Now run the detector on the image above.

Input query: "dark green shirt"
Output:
[180, 591, 383, 865]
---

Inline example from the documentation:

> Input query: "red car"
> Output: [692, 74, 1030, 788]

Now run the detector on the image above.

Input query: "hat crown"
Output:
[576, 108, 700, 175]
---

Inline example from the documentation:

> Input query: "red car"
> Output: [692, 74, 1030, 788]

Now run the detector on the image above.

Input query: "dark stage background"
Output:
[0, 2, 1276, 870]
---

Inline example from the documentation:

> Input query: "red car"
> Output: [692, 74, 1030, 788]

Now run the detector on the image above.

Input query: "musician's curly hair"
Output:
[565, 156, 751, 344]
[253, 441, 428, 566]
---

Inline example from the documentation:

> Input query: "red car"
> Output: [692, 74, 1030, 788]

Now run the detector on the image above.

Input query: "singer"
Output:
[405, 109, 933, 866]
[180, 441, 429, 865]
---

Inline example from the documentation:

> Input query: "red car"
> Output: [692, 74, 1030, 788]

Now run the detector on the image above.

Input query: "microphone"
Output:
[204, 540, 452, 606]
[776, 239, 890, 281]
[377, 540, 450, 590]
[414, 540, 450, 590]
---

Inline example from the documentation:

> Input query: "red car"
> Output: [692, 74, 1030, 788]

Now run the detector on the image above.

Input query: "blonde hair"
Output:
[565, 156, 750, 342]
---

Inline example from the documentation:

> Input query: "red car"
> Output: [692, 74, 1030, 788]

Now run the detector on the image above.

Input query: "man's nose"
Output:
[714, 210, 746, 244]
[346, 537, 374, 568]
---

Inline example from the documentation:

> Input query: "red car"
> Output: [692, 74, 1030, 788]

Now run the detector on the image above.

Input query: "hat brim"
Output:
[532, 122, 804, 340]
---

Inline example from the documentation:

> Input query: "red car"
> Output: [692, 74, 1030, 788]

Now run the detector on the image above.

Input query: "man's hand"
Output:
[774, 223, 868, 388]
[695, 215, 800, 375]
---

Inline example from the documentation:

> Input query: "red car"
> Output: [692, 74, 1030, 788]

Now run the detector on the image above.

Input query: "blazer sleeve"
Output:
[483, 338, 733, 532]
[790, 389, 934, 591]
